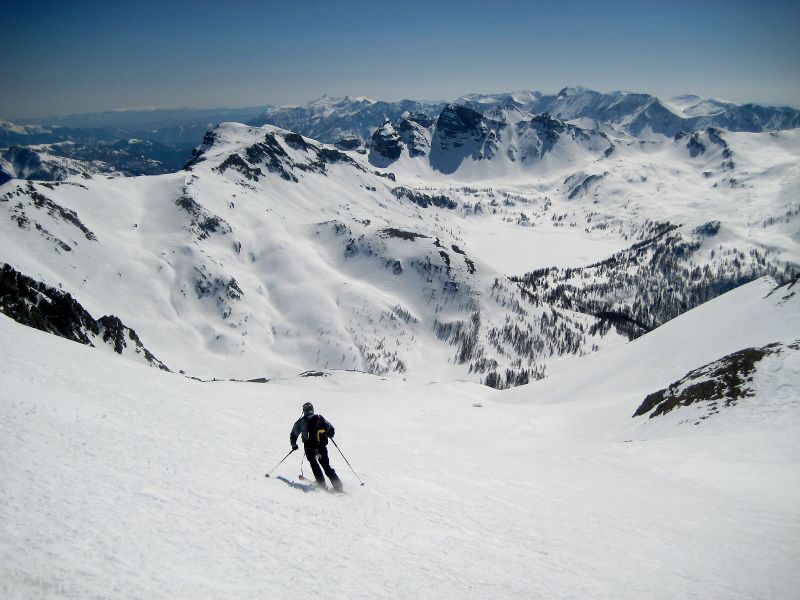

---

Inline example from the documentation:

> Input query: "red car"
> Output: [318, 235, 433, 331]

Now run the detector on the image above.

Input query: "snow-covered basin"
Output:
[1, 278, 798, 599]
[458, 217, 628, 272]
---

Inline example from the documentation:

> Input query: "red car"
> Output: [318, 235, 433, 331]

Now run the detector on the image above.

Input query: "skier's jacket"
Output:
[290, 413, 335, 449]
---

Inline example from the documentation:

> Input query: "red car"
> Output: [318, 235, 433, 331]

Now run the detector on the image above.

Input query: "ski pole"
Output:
[264, 448, 296, 478]
[331, 438, 365, 486]
[298, 455, 308, 481]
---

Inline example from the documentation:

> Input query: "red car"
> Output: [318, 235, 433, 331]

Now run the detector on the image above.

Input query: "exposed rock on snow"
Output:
[429, 104, 504, 173]
[370, 120, 403, 162]
[176, 190, 232, 241]
[564, 171, 608, 200]
[0, 263, 169, 370]
[395, 112, 434, 158]
[513, 221, 795, 341]
[391, 186, 457, 209]
[1, 181, 96, 252]
[208, 128, 365, 183]
[633, 340, 799, 421]
[334, 136, 363, 151]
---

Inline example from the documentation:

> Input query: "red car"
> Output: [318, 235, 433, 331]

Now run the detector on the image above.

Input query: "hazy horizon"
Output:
[7, 84, 800, 124]
[2, 0, 799, 121]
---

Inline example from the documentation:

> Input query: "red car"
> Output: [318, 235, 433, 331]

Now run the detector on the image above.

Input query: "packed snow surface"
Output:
[2, 278, 798, 599]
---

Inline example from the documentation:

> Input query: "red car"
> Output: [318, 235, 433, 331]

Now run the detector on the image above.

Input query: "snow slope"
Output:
[2, 277, 798, 599]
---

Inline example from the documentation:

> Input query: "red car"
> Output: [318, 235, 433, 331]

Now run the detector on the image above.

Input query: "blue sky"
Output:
[2, 0, 798, 119]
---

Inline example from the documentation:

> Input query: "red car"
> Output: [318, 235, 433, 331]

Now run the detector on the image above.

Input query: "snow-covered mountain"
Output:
[0, 145, 125, 184]
[248, 89, 800, 149]
[5, 89, 797, 187]
[0, 142, 176, 183]
[1, 97, 798, 385]
[457, 86, 800, 138]
[370, 104, 615, 177]
[1, 106, 271, 179]
[0, 120, 125, 149]
[248, 96, 444, 144]
[0, 139, 193, 182]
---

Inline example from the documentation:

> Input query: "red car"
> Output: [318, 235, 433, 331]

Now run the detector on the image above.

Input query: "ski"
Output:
[269, 474, 347, 495]
[274, 475, 315, 492]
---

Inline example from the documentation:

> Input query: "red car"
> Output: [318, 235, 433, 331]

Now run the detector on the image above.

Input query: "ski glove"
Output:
[291, 443, 299, 451]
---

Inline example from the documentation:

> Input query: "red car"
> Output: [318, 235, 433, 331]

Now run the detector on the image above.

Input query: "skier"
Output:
[290, 402, 344, 493]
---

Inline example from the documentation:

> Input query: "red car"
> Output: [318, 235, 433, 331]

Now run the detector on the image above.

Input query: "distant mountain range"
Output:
[247, 96, 443, 145]
[2, 88, 798, 183]
[0, 106, 269, 181]
[472, 87, 800, 136]
[247, 88, 800, 144]
[10, 105, 269, 136]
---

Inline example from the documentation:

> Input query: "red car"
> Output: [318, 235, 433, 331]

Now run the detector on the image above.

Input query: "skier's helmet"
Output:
[302, 402, 314, 416]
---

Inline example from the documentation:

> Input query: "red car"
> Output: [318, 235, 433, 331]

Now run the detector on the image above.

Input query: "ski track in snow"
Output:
[2, 276, 799, 599]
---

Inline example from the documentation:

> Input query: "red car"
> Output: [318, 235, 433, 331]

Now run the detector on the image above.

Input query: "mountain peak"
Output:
[556, 85, 595, 98]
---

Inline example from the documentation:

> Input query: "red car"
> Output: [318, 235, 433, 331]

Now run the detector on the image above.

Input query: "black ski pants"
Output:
[304, 444, 342, 491]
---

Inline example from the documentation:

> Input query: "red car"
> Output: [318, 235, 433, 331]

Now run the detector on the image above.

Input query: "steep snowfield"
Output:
[2, 277, 798, 599]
